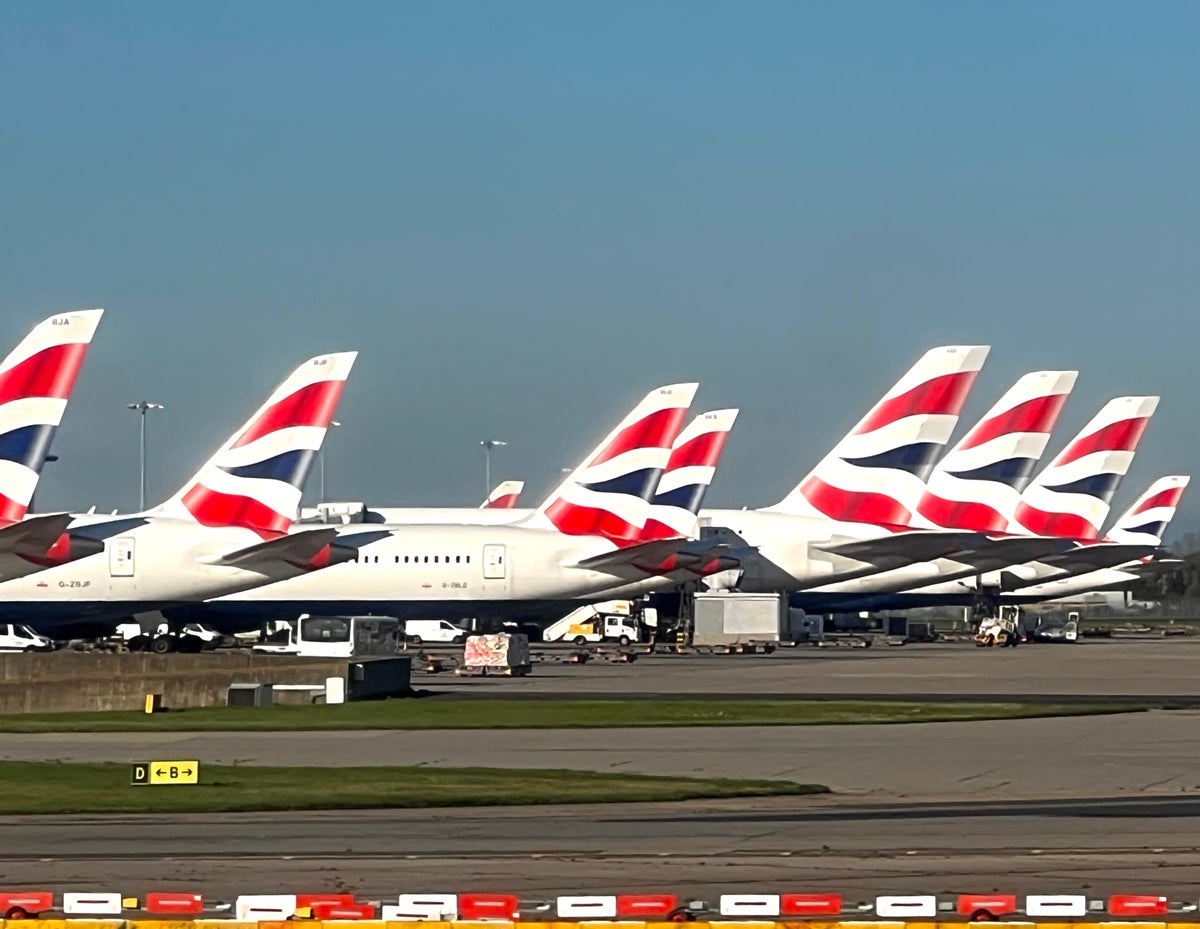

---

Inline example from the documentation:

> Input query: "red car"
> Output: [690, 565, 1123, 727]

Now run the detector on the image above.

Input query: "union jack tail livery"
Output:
[481, 480, 524, 509]
[161, 352, 357, 537]
[765, 345, 989, 526]
[912, 370, 1077, 532]
[1106, 475, 1189, 546]
[0, 309, 105, 524]
[526, 383, 698, 544]
[1009, 395, 1159, 539]
[641, 409, 739, 541]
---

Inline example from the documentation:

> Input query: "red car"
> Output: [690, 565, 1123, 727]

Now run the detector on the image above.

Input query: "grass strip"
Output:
[0, 698, 1150, 732]
[0, 761, 826, 815]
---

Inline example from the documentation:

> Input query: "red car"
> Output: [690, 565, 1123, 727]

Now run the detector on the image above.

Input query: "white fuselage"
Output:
[0, 516, 324, 628]
[209, 522, 677, 616]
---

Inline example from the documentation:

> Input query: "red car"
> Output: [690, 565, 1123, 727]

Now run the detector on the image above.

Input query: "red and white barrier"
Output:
[457, 892, 521, 921]
[383, 893, 460, 921]
[1025, 894, 1088, 917]
[62, 892, 122, 916]
[781, 894, 842, 916]
[143, 892, 204, 916]
[1109, 895, 1170, 917]
[557, 896, 619, 919]
[719, 894, 780, 917]
[234, 894, 297, 921]
[0, 892, 54, 918]
[876, 896, 937, 918]
[617, 894, 680, 918]
[955, 894, 1018, 917]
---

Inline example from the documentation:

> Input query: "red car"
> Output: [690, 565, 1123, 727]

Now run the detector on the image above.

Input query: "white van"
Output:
[404, 619, 467, 645]
[0, 624, 54, 652]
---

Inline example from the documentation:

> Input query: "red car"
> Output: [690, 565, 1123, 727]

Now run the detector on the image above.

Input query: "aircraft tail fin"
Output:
[481, 480, 524, 509]
[523, 383, 698, 544]
[1010, 395, 1159, 539]
[764, 345, 989, 526]
[1106, 475, 1189, 546]
[641, 409, 739, 541]
[913, 370, 1077, 532]
[160, 352, 357, 536]
[0, 309, 104, 522]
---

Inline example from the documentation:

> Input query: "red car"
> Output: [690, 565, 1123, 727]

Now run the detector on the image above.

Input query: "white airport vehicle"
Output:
[0, 623, 54, 652]
[254, 614, 403, 658]
[974, 605, 1023, 647]
[543, 602, 646, 645]
[403, 619, 467, 645]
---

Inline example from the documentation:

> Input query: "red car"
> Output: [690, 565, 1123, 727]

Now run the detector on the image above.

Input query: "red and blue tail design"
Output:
[1106, 475, 1189, 546]
[0, 309, 104, 523]
[912, 370, 1076, 532]
[527, 383, 698, 544]
[480, 480, 524, 509]
[764, 345, 989, 526]
[162, 352, 357, 537]
[1010, 395, 1158, 539]
[641, 409, 739, 541]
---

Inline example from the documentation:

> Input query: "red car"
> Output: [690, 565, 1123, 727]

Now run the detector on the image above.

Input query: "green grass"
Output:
[0, 698, 1150, 732]
[0, 762, 826, 814]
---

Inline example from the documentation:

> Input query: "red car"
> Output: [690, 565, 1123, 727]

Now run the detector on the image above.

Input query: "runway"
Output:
[7, 710, 1200, 800]
[4, 796, 1200, 898]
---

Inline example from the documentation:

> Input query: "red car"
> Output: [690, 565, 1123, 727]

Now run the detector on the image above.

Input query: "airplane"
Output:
[784, 370, 1080, 599]
[788, 395, 1160, 613]
[695, 344, 995, 594]
[4, 352, 359, 640]
[999, 474, 1190, 604]
[187, 383, 722, 628]
[481, 481, 523, 509]
[0, 309, 107, 578]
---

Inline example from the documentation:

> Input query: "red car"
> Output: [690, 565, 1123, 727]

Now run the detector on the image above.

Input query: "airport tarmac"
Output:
[6, 709, 1200, 800]
[420, 636, 1200, 700]
[6, 638, 1200, 898]
[4, 796, 1200, 897]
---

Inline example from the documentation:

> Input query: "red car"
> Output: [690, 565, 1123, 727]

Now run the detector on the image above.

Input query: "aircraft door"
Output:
[482, 544, 509, 595]
[109, 537, 135, 577]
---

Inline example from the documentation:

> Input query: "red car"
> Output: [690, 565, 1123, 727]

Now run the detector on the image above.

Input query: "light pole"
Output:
[319, 420, 342, 503]
[480, 439, 507, 499]
[126, 401, 164, 511]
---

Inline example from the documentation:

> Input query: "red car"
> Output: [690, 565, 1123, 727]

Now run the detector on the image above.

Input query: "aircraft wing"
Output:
[946, 535, 1080, 571]
[1041, 542, 1161, 573]
[572, 538, 740, 575]
[814, 530, 991, 568]
[202, 527, 352, 571]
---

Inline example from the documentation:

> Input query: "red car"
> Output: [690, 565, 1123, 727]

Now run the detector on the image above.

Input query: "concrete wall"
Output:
[0, 651, 354, 713]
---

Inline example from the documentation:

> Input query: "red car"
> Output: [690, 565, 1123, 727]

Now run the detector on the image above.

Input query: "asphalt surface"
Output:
[6, 710, 1200, 799]
[5, 636, 1200, 897]
[418, 635, 1200, 699]
[5, 796, 1200, 898]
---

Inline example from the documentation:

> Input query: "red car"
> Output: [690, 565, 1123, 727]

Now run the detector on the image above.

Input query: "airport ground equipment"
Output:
[459, 632, 531, 676]
[542, 600, 654, 645]
[253, 615, 402, 659]
[691, 591, 813, 646]
[974, 604, 1023, 646]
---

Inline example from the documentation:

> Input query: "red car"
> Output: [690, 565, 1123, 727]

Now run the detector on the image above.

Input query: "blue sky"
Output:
[3, 2, 1199, 535]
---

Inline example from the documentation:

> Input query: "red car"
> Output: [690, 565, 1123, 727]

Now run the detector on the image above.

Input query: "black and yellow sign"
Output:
[131, 760, 199, 786]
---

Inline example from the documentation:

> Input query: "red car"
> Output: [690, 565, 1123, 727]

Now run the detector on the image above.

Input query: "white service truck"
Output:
[0, 623, 54, 652]
[542, 600, 654, 646]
